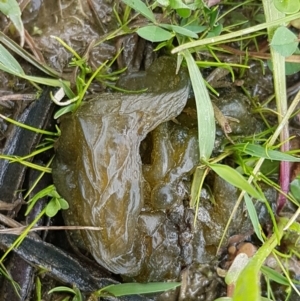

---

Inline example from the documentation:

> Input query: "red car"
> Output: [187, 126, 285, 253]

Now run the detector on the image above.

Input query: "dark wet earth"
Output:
[1, 1, 300, 300]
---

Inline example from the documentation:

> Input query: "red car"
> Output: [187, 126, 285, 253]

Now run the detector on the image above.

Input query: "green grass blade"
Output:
[0, 262, 21, 297]
[261, 266, 291, 286]
[0, 0, 24, 46]
[122, 0, 156, 23]
[244, 193, 264, 242]
[0, 32, 61, 78]
[0, 114, 59, 136]
[100, 282, 180, 296]
[190, 166, 207, 207]
[171, 12, 300, 53]
[24, 75, 67, 87]
[182, 50, 215, 160]
[0, 155, 51, 173]
[209, 163, 262, 199]
[0, 45, 68, 87]
[0, 44, 24, 75]
[0, 62, 20, 75]
[232, 143, 300, 162]
[48, 286, 78, 294]
[8, 145, 53, 163]
[160, 24, 198, 39]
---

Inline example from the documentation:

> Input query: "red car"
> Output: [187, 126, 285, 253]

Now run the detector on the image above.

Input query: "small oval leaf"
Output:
[270, 26, 298, 57]
[137, 25, 173, 42]
[274, 0, 300, 14]
[45, 198, 60, 217]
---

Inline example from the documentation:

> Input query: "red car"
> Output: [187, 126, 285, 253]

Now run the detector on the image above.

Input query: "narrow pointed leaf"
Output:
[102, 282, 181, 296]
[183, 50, 215, 160]
[209, 163, 262, 199]
[0, 0, 24, 46]
[0, 44, 24, 74]
[261, 266, 291, 286]
[232, 143, 300, 162]
[244, 193, 263, 242]
[0, 31, 61, 77]
[122, 0, 155, 22]
[160, 24, 198, 38]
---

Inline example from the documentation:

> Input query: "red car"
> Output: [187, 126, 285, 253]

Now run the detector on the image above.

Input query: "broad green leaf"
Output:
[0, 44, 24, 75]
[160, 24, 198, 38]
[183, 50, 215, 160]
[122, 0, 155, 22]
[232, 143, 300, 162]
[209, 163, 262, 199]
[137, 25, 173, 42]
[274, 0, 300, 14]
[0, 0, 24, 46]
[244, 193, 264, 242]
[270, 26, 298, 57]
[233, 218, 286, 301]
[101, 282, 181, 296]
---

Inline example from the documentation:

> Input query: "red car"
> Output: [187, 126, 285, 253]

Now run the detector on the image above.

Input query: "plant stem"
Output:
[263, 0, 289, 212]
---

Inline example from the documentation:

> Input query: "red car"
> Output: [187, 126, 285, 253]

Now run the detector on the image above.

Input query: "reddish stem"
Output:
[277, 126, 290, 213]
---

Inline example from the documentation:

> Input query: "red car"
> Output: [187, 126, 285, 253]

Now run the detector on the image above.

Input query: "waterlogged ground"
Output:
[0, 1, 300, 301]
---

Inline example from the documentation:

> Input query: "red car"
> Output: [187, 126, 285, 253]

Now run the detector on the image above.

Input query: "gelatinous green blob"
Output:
[52, 57, 190, 276]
